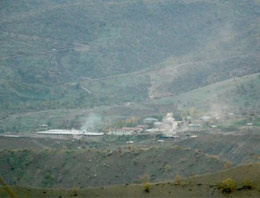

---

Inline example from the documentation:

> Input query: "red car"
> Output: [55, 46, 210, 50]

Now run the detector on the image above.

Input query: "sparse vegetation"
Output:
[1, 163, 259, 197]
[240, 180, 255, 190]
[164, 164, 172, 172]
[174, 175, 183, 186]
[218, 178, 237, 194]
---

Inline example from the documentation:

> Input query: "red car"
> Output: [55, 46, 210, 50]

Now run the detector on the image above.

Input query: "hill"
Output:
[177, 132, 260, 165]
[1, 163, 260, 198]
[0, 146, 226, 188]
[1, 72, 259, 133]
[0, 0, 259, 117]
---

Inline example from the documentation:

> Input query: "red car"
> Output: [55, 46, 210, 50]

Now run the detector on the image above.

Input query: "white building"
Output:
[36, 129, 103, 138]
[143, 118, 158, 124]
[108, 127, 142, 135]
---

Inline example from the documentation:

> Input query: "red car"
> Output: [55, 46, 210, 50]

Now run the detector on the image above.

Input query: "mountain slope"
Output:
[0, 0, 259, 115]
[0, 72, 259, 133]
[1, 163, 260, 198]
[0, 146, 226, 188]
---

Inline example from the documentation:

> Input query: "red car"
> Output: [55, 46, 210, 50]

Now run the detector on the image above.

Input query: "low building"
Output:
[154, 122, 163, 128]
[143, 118, 158, 124]
[108, 127, 143, 135]
[37, 129, 83, 139]
[36, 129, 103, 138]
[200, 116, 212, 122]
[136, 124, 149, 130]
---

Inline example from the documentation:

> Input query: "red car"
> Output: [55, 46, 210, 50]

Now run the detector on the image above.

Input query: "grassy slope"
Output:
[177, 132, 260, 165]
[1, 72, 259, 133]
[1, 163, 259, 198]
[0, 146, 226, 188]
[0, 0, 259, 115]
[147, 72, 260, 113]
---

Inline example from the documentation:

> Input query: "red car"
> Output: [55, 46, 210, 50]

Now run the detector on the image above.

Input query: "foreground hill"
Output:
[1, 163, 259, 198]
[0, 146, 225, 188]
[177, 131, 260, 165]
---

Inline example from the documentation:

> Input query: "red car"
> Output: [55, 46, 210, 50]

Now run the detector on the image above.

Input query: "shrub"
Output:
[164, 164, 171, 172]
[144, 182, 151, 193]
[132, 158, 137, 166]
[218, 178, 237, 193]
[224, 161, 232, 169]
[188, 176, 194, 185]
[72, 187, 79, 196]
[174, 175, 183, 185]
[240, 180, 255, 190]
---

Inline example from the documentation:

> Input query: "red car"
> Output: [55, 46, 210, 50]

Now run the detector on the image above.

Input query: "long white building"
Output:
[36, 129, 104, 137]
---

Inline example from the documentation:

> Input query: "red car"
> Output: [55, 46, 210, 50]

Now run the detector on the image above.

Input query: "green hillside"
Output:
[0, 0, 259, 116]
[148, 72, 260, 113]
[1, 72, 259, 133]
[1, 1, 260, 198]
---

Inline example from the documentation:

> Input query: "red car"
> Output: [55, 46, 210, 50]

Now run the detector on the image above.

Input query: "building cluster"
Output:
[36, 112, 223, 139]
[107, 112, 222, 137]
[108, 112, 190, 137]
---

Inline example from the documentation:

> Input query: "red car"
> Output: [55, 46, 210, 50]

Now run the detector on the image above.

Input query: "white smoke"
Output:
[80, 113, 102, 132]
[208, 100, 230, 119]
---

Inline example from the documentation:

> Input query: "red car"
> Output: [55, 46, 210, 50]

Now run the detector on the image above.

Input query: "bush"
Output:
[218, 178, 237, 193]
[72, 187, 79, 196]
[240, 180, 255, 190]
[174, 175, 183, 185]
[164, 164, 171, 172]
[224, 161, 232, 169]
[144, 182, 151, 193]
[132, 158, 137, 166]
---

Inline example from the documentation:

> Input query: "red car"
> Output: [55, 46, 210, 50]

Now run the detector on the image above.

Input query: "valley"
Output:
[0, 0, 259, 197]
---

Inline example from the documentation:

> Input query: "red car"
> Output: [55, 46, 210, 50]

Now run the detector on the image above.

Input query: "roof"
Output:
[37, 129, 83, 135]
[84, 132, 104, 136]
[143, 118, 158, 121]
[40, 124, 48, 127]
[3, 135, 20, 138]
[121, 127, 142, 131]
[37, 129, 104, 136]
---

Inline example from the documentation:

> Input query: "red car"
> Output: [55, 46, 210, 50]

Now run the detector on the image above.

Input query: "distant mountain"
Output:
[0, 0, 259, 116]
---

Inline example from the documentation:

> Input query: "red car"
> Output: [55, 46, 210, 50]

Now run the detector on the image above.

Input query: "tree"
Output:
[143, 182, 151, 193]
